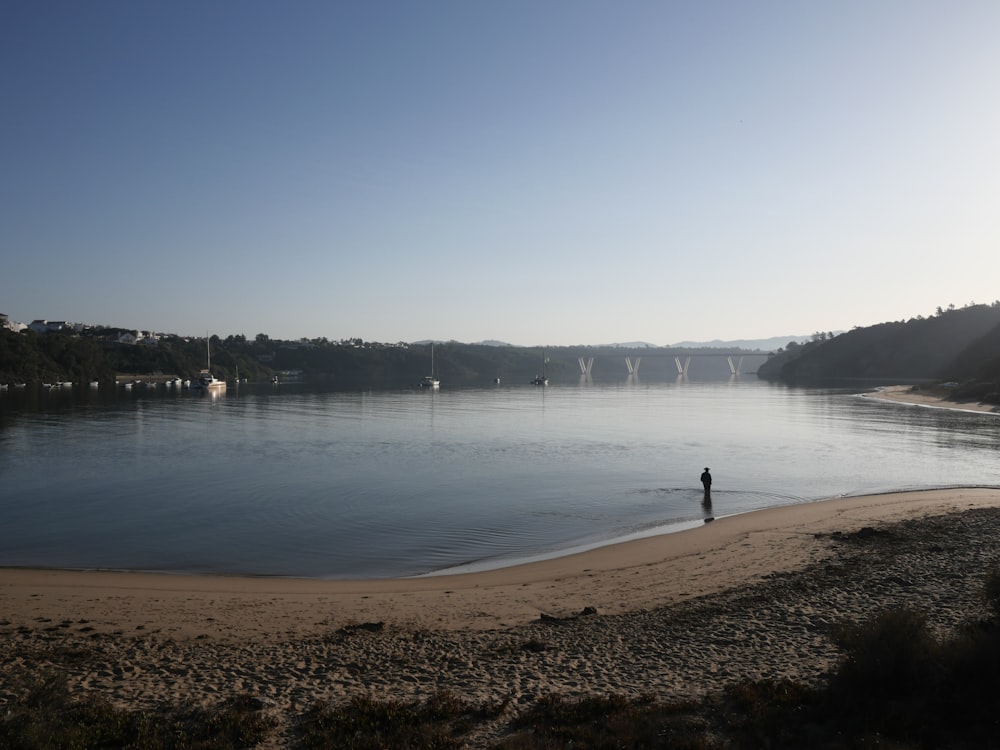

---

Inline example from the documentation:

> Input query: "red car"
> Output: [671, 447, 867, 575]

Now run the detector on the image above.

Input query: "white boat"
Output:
[195, 371, 226, 389]
[419, 344, 440, 388]
[192, 336, 226, 391]
[531, 351, 549, 386]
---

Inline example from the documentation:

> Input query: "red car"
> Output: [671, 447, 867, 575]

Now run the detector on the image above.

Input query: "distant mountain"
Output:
[413, 339, 517, 347]
[599, 341, 660, 349]
[428, 336, 812, 352]
[450, 337, 807, 350]
[670, 335, 812, 352]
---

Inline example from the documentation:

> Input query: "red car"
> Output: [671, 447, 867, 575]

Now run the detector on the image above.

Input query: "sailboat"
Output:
[192, 335, 226, 391]
[531, 351, 549, 386]
[419, 344, 440, 388]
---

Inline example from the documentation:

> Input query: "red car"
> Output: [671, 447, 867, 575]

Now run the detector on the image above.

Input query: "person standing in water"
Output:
[700, 467, 712, 495]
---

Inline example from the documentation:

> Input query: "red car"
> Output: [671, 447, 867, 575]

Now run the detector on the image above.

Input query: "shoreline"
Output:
[2, 384, 994, 640]
[3, 487, 999, 638]
[861, 383, 1000, 414]
[5, 487, 1000, 746]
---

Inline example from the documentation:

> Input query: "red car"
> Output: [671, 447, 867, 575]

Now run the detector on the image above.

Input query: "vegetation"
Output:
[4, 300, 999, 394]
[0, 328, 274, 386]
[0, 327, 764, 388]
[0, 674, 276, 749]
[6, 570, 1000, 748]
[757, 301, 1000, 398]
[299, 692, 504, 749]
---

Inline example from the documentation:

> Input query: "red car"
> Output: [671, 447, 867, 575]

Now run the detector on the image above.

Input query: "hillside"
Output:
[0, 329, 764, 389]
[6, 307, 999, 393]
[757, 303, 1000, 390]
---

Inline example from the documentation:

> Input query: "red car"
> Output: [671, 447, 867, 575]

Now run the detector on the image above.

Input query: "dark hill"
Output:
[757, 303, 1000, 385]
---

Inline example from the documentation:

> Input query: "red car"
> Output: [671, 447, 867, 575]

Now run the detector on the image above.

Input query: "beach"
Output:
[3, 385, 999, 746]
[5, 488, 1000, 746]
[862, 383, 1000, 413]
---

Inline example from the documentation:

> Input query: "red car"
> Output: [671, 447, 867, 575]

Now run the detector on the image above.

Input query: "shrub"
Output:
[299, 691, 502, 749]
[831, 608, 941, 704]
[983, 568, 1000, 618]
[0, 669, 276, 750]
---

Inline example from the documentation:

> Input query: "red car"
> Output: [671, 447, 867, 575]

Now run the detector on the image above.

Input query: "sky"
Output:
[2, 2, 998, 346]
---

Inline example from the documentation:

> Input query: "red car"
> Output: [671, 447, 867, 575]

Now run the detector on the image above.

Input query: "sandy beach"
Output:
[3, 386, 999, 746]
[862, 383, 1000, 413]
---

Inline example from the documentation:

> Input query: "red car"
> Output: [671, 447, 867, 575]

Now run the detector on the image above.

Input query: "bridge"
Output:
[576, 352, 770, 379]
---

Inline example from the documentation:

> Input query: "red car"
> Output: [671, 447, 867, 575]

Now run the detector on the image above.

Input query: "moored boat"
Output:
[531, 351, 549, 385]
[194, 371, 226, 390]
[191, 336, 227, 391]
[419, 344, 440, 388]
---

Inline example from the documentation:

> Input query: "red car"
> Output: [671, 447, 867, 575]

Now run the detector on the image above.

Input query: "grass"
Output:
[298, 691, 505, 749]
[0, 672, 277, 750]
[7, 570, 1000, 748]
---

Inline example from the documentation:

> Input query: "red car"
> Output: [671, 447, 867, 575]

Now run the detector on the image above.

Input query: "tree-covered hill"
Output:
[756, 302, 1000, 391]
[8, 304, 999, 394]
[0, 329, 765, 388]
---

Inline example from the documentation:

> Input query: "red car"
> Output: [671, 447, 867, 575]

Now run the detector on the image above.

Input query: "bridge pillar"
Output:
[578, 357, 594, 376]
[625, 357, 641, 375]
[727, 356, 745, 375]
[674, 356, 691, 375]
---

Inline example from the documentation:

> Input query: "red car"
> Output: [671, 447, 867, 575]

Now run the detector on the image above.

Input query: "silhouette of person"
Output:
[700, 467, 712, 495]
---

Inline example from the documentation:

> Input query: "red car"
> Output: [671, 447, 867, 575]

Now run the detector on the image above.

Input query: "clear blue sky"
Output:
[3, 1, 998, 345]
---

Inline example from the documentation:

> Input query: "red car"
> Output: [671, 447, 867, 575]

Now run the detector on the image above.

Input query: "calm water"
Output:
[1, 379, 998, 578]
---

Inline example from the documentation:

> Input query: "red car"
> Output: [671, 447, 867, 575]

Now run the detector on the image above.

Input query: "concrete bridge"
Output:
[576, 352, 770, 379]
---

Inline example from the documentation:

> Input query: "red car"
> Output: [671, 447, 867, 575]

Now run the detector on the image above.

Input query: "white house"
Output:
[2, 315, 26, 332]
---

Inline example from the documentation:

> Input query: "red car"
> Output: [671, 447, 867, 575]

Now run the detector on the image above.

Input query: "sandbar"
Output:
[862, 383, 1000, 413]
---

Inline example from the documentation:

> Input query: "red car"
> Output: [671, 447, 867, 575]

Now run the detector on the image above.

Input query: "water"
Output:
[1, 379, 998, 578]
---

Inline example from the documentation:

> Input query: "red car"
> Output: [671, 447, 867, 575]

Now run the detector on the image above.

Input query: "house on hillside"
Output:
[117, 332, 138, 345]
[28, 319, 68, 334]
[2, 315, 26, 332]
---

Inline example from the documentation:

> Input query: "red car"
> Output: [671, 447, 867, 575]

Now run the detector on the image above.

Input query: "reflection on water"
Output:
[1, 380, 998, 578]
[701, 491, 713, 518]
